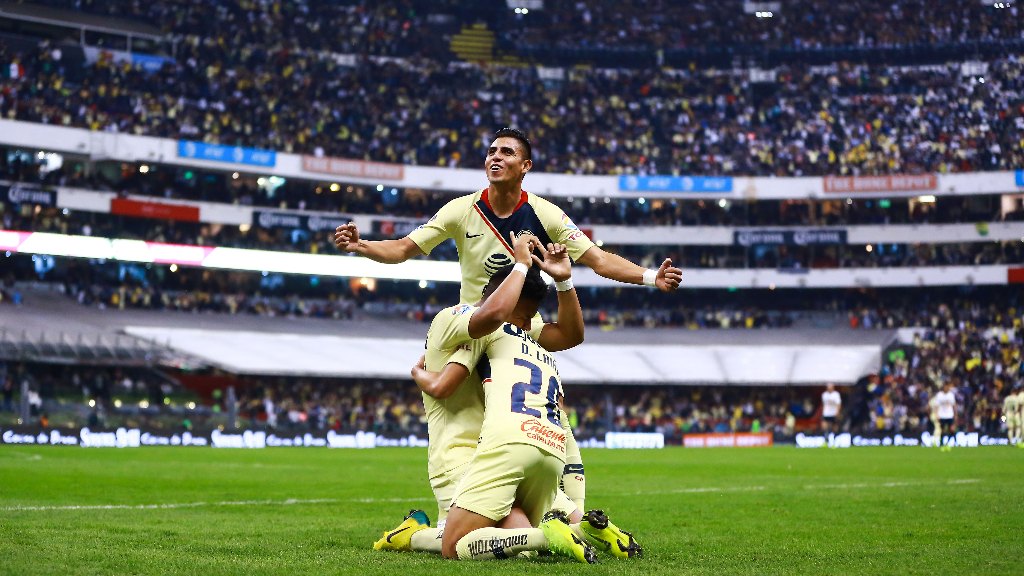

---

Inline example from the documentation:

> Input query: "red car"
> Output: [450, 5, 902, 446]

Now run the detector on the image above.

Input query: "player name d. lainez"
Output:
[503, 323, 559, 374]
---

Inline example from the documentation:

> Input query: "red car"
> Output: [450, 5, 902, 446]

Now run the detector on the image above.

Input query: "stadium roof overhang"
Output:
[124, 327, 886, 386]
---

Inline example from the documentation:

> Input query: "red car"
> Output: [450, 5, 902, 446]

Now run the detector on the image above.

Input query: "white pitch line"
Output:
[3, 479, 983, 512]
[351, 497, 432, 504]
[801, 479, 981, 491]
[613, 485, 768, 497]
[0, 452, 42, 461]
[2, 497, 339, 512]
[650, 485, 767, 495]
[612, 478, 980, 497]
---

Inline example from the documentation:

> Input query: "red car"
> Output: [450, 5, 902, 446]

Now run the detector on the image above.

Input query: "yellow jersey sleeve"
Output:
[531, 194, 596, 262]
[427, 304, 477, 354]
[527, 316, 544, 341]
[446, 344, 476, 370]
[406, 194, 473, 255]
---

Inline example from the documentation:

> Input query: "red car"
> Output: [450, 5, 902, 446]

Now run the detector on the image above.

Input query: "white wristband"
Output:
[642, 268, 658, 287]
[554, 278, 574, 292]
[512, 262, 529, 276]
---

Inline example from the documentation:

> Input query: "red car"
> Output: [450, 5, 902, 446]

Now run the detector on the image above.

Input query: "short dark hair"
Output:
[483, 262, 549, 304]
[493, 127, 532, 160]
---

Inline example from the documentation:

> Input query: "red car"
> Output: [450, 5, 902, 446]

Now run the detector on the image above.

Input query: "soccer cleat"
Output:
[541, 510, 598, 564]
[579, 509, 643, 559]
[372, 509, 430, 551]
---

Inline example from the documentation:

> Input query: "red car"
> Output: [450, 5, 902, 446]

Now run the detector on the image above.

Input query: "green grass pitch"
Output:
[0, 445, 1021, 575]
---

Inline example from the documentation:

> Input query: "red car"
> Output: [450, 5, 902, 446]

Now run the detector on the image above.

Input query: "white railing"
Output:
[45, 183, 1024, 246]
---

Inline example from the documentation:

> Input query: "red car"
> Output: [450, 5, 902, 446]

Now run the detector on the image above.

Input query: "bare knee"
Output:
[441, 505, 493, 559]
[498, 507, 532, 529]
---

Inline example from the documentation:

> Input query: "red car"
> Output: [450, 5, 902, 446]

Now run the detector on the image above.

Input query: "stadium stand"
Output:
[1, 24, 1022, 174]
[0, 0, 1022, 447]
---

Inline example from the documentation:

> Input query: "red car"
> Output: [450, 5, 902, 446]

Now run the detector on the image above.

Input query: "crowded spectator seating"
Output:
[498, 0, 1023, 67]
[1, 5, 1022, 176]
[27, 0, 1024, 67]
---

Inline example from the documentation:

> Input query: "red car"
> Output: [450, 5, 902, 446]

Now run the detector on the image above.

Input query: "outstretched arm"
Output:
[334, 222, 424, 263]
[576, 246, 682, 292]
[411, 355, 471, 399]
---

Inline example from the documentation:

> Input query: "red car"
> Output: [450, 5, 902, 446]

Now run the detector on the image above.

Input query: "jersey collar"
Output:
[481, 188, 529, 215]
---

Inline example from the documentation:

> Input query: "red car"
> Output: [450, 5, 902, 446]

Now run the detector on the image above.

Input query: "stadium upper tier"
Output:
[21, 0, 1024, 67]
[0, 30, 1021, 176]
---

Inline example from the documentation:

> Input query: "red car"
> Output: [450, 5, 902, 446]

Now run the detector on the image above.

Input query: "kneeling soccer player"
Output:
[373, 236, 640, 560]
[440, 256, 588, 561]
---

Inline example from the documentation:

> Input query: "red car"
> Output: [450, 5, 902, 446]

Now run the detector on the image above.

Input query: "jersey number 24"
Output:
[510, 358, 561, 427]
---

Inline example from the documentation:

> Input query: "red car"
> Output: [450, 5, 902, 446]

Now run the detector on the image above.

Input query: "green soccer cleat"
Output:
[372, 509, 430, 551]
[579, 509, 643, 559]
[541, 510, 598, 564]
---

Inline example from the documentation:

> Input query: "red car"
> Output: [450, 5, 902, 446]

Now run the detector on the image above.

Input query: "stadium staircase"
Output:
[449, 23, 524, 66]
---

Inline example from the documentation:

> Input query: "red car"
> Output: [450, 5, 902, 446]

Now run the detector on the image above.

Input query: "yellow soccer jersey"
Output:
[422, 303, 487, 480]
[474, 321, 567, 461]
[1006, 393, 1021, 420]
[407, 188, 596, 305]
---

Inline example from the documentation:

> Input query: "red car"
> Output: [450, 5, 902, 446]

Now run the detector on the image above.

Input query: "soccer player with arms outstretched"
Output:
[334, 127, 683, 303]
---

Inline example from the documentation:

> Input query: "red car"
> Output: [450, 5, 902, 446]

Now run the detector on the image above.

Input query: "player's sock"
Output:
[409, 528, 442, 553]
[561, 463, 586, 513]
[562, 424, 586, 512]
[550, 490, 579, 521]
[455, 527, 548, 560]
